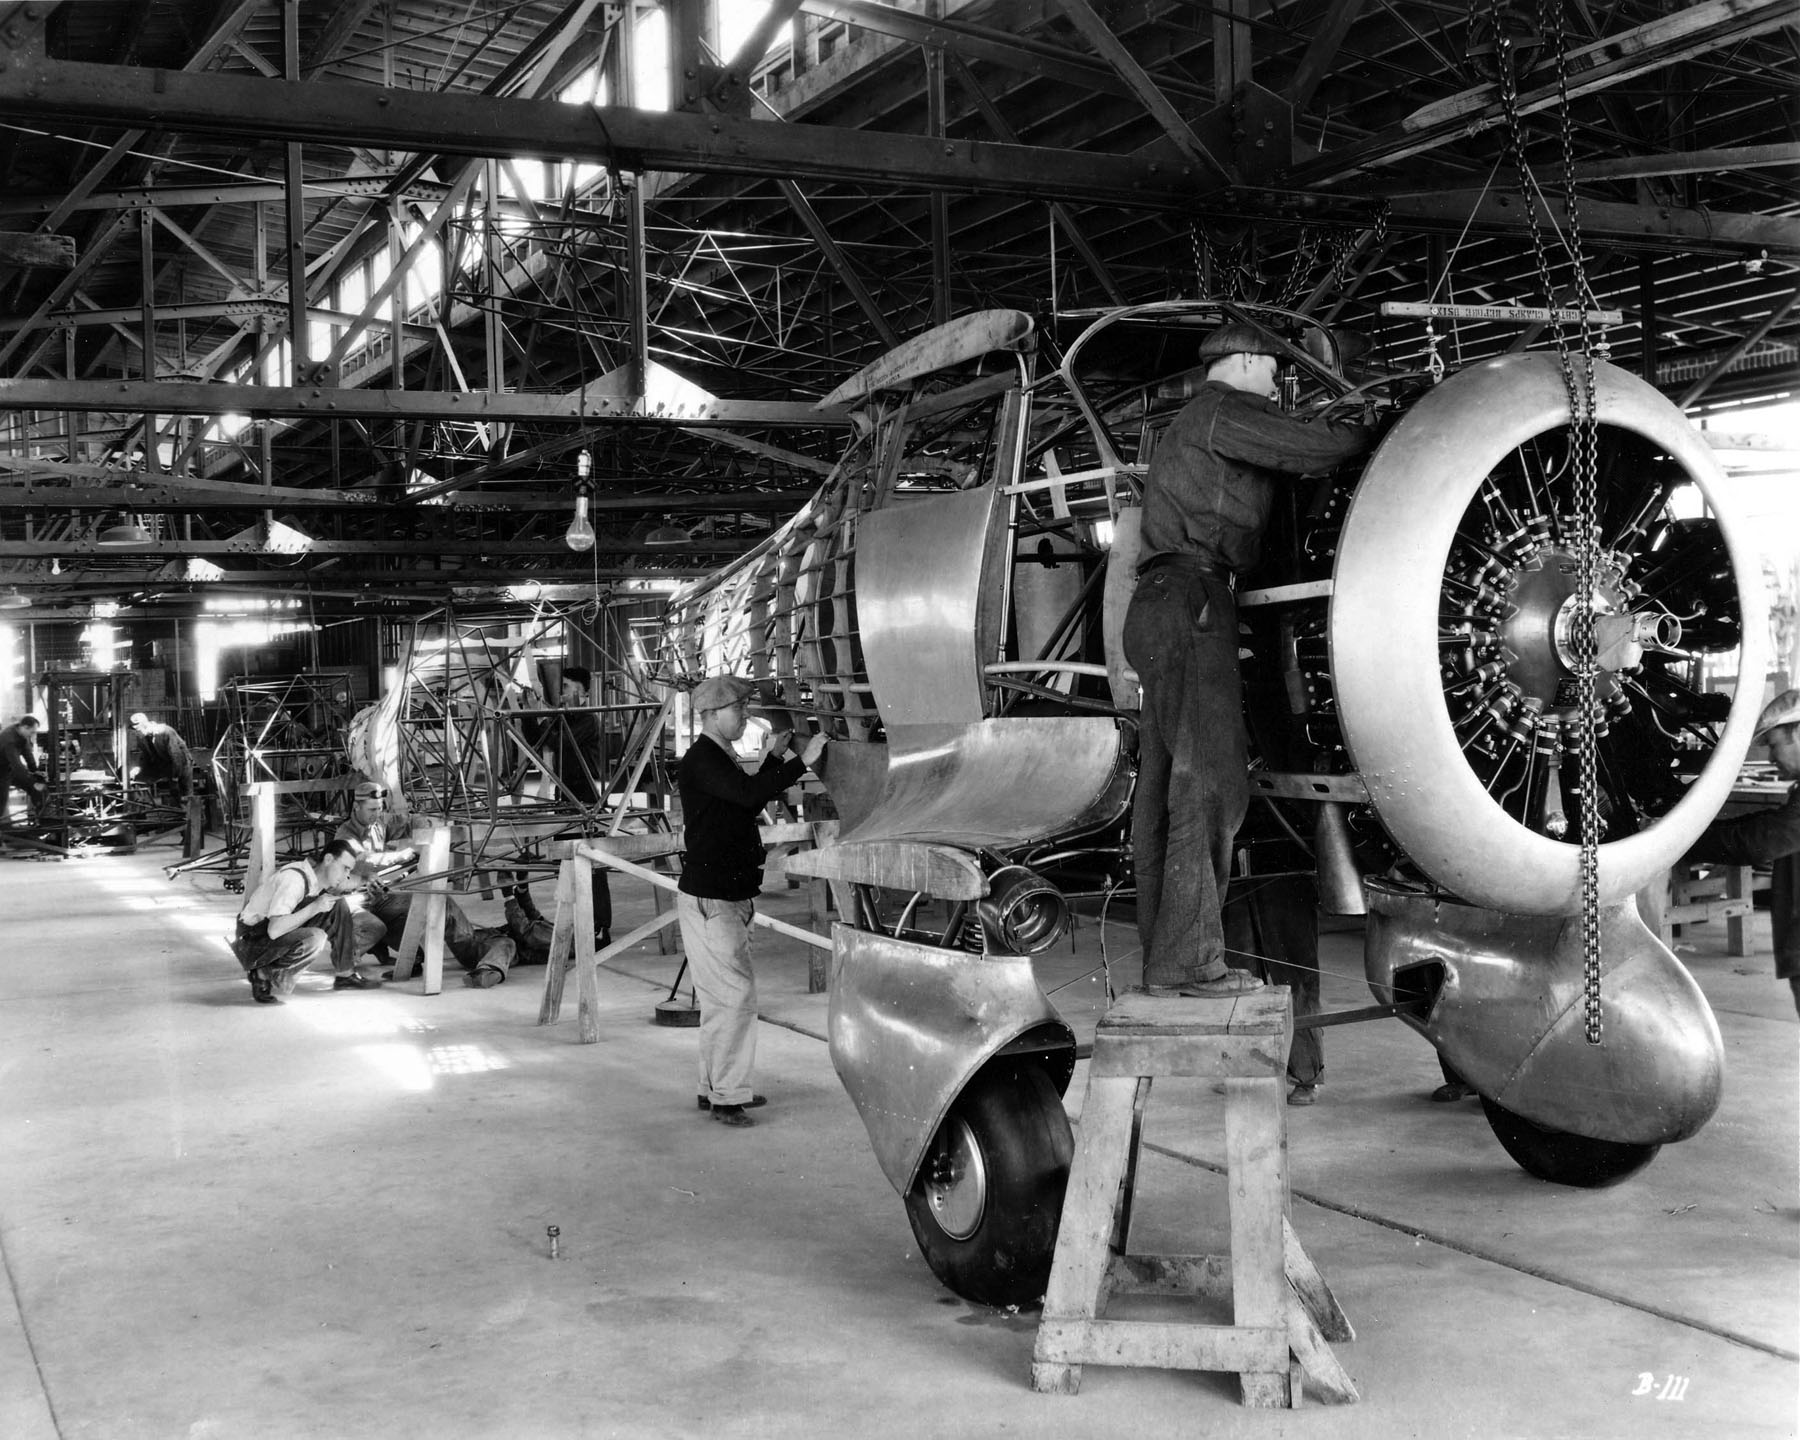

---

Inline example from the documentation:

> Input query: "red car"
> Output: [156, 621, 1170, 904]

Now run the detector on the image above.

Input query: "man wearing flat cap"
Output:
[1684, 688, 1800, 1015]
[1126, 320, 1374, 1005]
[677, 674, 827, 1127]
[127, 711, 193, 799]
[335, 779, 417, 962]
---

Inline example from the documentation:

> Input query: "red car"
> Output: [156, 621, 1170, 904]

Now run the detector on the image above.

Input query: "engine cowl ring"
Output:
[1330, 353, 1768, 915]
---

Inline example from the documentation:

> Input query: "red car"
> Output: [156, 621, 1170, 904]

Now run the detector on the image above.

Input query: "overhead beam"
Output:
[0, 232, 76, 269]
[0, 57, 1222, 210]
[0, 537, 760, 559]
[0, 378, 855, 425]
[0, 175, 460, 217]
[1383, 189, 1800, 258]
[1566, 143, 1800, 183]
[0, 475, 819, 510]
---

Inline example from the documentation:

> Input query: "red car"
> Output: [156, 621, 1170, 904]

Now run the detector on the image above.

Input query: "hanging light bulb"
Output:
[565, 449, 596, 553]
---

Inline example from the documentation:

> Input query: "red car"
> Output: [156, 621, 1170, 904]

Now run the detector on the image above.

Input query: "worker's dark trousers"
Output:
[1223, 874, 1324, 1084]
[1125, 564, 1247, 989]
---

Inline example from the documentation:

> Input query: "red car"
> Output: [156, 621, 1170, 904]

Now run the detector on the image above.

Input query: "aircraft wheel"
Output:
[904, 1063, 1073, 1307]
[1479, 1095, 1660, 1188]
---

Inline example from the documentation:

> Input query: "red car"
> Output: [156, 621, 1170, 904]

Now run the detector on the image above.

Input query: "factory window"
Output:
[194, 616, 316, 702]
[720, 0, 793, 64]
[339, 262, 367, 322]
[403, 230, 443, 312]
[369, 250, 393, 323]
[0, 624, 17, 718]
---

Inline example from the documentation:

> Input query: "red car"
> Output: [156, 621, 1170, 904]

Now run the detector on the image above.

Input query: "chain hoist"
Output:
[1492, 0, 1605, 1044]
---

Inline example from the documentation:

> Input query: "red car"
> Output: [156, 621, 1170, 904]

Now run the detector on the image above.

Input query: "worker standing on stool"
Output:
[675, 675, 827, 1127]
[1223, 873, 1325, 1104]
[1684, 689, 1800, 1016]
[0, 714, 47, 824]
[233, 839, 383, 1003]
[127, 711, 193, 799]
[1126, 321, 1374, 999]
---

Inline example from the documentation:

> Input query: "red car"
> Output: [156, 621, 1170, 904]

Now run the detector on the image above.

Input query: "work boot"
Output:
[248, 969, 281, 1005]
[333, 971, 383, 991]
[711, 1104, 756, 1128]
[1141, 971, 1265, 998]
[463, 965, 505, 989]
[697, 1094, 766, 1111]
[1287, 1082, 1319, 1107]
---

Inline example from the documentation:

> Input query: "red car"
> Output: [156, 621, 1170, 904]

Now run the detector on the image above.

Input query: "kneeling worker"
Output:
[335, 780, 417, 958]
[234, 839, 385, 1003]
[676, 675, 827, 1127]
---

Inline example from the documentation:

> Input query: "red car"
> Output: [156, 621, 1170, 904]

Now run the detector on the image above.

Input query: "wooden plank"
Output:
[535, 859, 576, 1024]
[1284, 1217, 1354, 1343]
[1090, 1032, 1288, 1080]
[595, 909, 679, 963]
[417, 825, 449, 996]
[1034, 1318, 1287, 1371]
[1285, 1290, 1360, 1404]
[1100, 988, 1291, 1037]
[391, 878, 428, 982]
[1226, 1075, 1289, 1404]
[1037, 1076, 1142, 1332]
[572, 851, 600, 1042]
[1109, 1252, 1232, 1301]
[245, 784, 276, 897]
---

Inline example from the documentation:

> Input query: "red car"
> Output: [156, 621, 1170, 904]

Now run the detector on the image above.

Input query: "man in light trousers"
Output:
[675, 674, 826, 1127]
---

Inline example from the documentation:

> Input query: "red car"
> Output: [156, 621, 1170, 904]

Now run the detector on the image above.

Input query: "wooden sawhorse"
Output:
[1031, 988, 1356, 1408]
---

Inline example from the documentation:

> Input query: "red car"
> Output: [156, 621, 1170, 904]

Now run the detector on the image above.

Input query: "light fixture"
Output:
[96, 516, 153, 547]
[0, 587, 30, 610]
[645, 517, 691, 547]
[565, 449, 596, 553]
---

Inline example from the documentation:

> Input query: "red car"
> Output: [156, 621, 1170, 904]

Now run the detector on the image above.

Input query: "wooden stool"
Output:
[1031, 988, 1357, 1408]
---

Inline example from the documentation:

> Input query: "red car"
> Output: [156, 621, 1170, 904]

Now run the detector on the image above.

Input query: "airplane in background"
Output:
[652, 298, 1768, 1307]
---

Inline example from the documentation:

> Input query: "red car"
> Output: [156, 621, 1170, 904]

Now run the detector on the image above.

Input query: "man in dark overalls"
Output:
[1126, 322, 1374, 1001]
[0, 714, 47, 824]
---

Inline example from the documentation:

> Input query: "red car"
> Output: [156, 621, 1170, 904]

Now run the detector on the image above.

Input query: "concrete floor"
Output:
[1, 840, 1795, 1440]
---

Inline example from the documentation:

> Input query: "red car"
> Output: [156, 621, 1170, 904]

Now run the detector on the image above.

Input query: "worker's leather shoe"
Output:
[332, 971, 383, 991]
[463, 966, 505, 988]
[1287, 1082, 1319, 1107]
[248, 969, 281, 1005]
[1141, 971, 1266, 998]
[711, 1104, 756, 1127]
[697, 1094, 766, 1111]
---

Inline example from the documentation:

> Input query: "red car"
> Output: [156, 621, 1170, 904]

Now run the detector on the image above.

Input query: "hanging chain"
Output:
[1494, 0, 1605, 1044]
[1191, 222, 1213, 299]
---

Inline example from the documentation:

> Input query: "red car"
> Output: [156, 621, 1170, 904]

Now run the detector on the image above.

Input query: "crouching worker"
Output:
[233, 839, 386, 1004]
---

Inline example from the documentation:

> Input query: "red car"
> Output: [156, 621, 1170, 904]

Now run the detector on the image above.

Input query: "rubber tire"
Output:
[1479, 1095, 1660, 1189]
[904, 1064, 1074, 1308]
